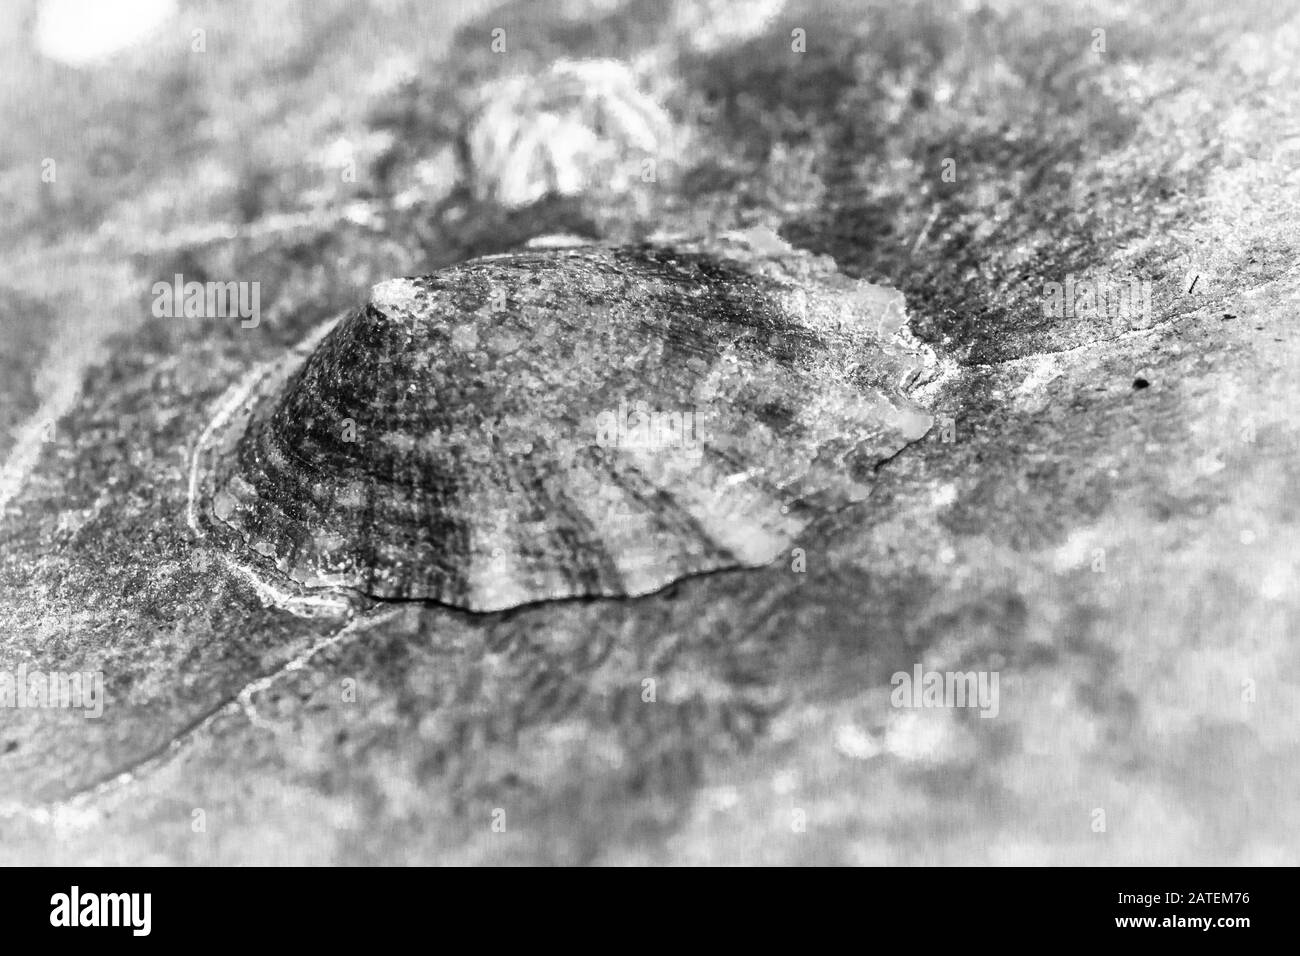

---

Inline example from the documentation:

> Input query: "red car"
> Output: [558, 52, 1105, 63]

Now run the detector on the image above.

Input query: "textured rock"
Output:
[2, 0, 1299, 867]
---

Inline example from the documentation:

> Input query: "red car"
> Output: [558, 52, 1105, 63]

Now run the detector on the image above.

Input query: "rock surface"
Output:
[0, 0, 1298, 864]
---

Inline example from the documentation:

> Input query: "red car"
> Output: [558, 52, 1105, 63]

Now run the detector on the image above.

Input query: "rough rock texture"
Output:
[1, 0, 1298, 864]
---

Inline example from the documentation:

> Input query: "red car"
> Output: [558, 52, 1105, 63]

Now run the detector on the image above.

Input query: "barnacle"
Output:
[465, 58, 675, 208]
[194, 241, 935, 612]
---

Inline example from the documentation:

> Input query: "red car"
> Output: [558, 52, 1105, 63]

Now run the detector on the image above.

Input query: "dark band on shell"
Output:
[195, 242, 936, 612]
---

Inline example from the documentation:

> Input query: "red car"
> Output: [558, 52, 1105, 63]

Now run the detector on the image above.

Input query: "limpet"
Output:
[194, 240, 935, 612]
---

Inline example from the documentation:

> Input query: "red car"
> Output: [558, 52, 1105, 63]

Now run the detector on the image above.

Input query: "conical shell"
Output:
[199, 244, 934, 612]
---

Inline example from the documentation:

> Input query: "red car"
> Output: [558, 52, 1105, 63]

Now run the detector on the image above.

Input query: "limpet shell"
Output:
[196, 242, 935, 612]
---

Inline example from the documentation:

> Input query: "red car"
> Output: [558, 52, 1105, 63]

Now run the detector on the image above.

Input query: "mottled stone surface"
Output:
[1, 0, 1298, 864]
